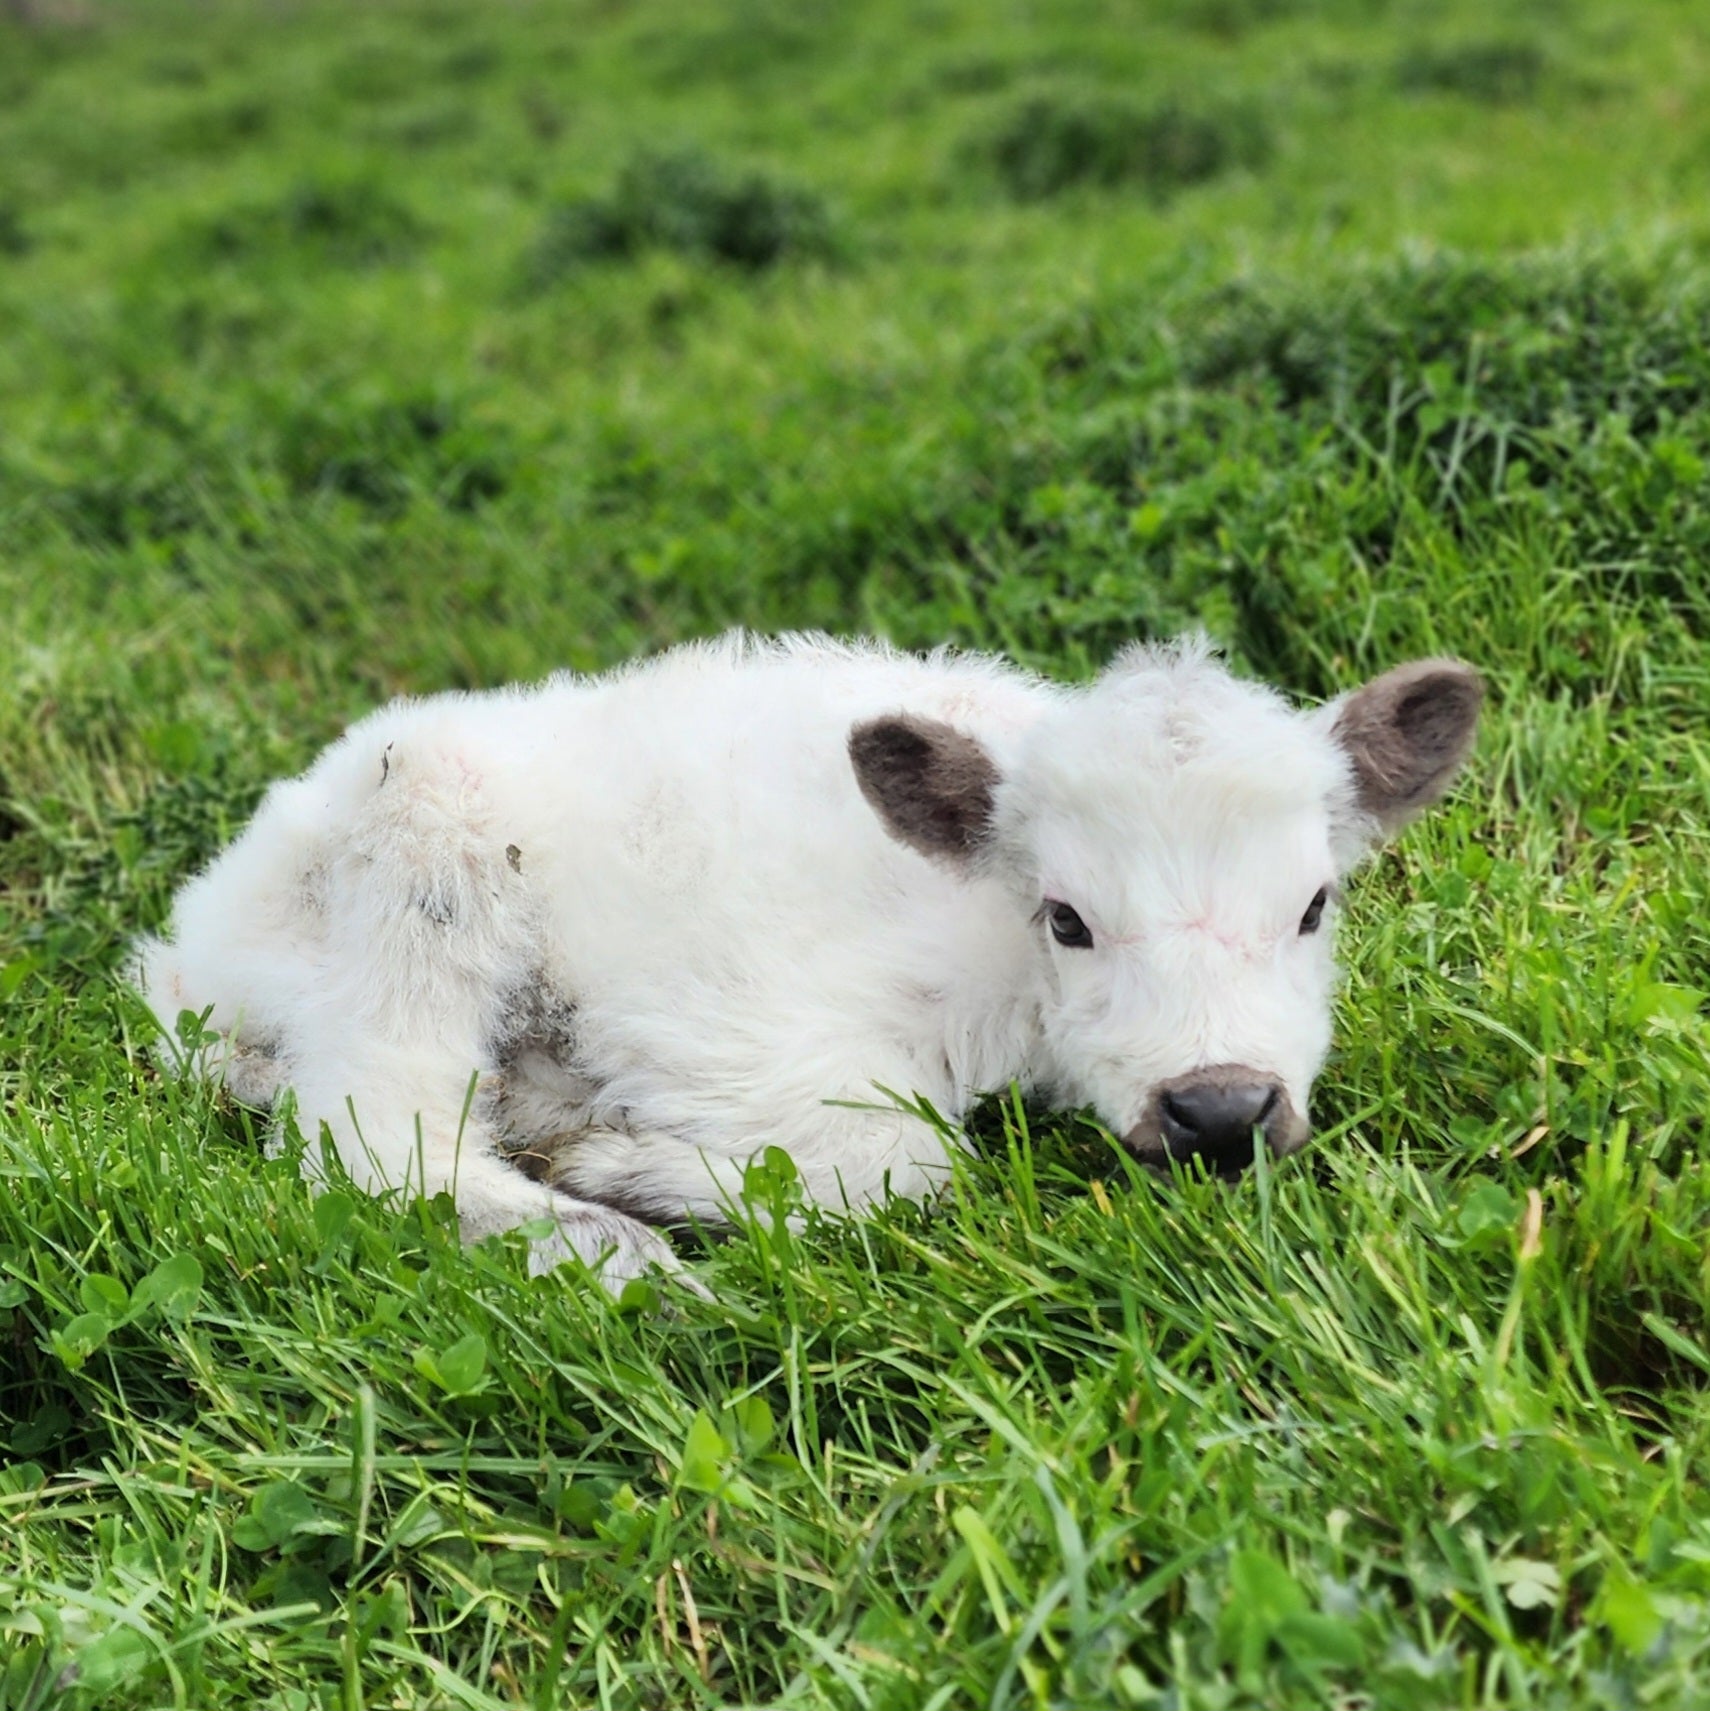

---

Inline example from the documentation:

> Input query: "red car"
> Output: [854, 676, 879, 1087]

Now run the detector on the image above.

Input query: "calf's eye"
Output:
[1299, 887, 1329, 935]
[1048, 902, 1094, 949]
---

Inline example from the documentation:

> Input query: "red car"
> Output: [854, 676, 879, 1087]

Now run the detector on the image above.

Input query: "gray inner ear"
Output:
[1333, 659, 1484, 834]
[848, 714, 999, 865]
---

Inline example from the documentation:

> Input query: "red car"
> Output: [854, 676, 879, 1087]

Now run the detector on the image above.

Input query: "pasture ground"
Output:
[2, 0, 1708, 1704]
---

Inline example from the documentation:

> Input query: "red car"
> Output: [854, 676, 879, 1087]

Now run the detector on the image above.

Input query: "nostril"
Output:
[1161, 1091, 1198, 1132]
[1256, 1086, 1280, 1126]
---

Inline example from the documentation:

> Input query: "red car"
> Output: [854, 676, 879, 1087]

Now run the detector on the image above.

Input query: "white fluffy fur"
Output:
[135, 632, 1431, 1289]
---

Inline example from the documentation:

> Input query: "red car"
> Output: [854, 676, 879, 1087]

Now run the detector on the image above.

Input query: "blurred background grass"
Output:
[5, 0, 1710, 714]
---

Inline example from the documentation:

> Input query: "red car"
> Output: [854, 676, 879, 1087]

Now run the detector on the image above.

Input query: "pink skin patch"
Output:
[1182, 878, 1338, 958]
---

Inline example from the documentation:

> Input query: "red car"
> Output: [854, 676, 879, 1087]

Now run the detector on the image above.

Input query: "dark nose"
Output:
[1159, 1075, 1284, 1176]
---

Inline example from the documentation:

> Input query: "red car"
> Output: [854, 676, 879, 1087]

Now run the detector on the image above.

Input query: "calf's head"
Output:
[850, 644, 1482, 1177]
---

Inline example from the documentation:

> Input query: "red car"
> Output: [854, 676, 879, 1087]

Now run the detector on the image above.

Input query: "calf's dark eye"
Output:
[1048, 902, 1094, 949]
[1299, 887, 1329, 935]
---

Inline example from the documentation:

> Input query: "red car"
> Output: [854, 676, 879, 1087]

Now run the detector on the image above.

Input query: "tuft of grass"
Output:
[527, 147, 838, 284]
[0, 201, 30, 257]
[1166, 0, 1305, 38]
[1393, 37, 1550, 105]
[978, 87, 1274, 202]
[182, 177, 429, 271]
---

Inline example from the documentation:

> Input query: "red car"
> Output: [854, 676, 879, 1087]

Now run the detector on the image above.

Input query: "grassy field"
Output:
[3, 0, 1710, 1704]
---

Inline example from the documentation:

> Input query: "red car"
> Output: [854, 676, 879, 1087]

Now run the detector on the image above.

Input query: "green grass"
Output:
[3, 0, 1709, 1704]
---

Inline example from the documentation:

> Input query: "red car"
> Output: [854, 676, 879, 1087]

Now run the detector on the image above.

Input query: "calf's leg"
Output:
[555, 1105, 964, 1228]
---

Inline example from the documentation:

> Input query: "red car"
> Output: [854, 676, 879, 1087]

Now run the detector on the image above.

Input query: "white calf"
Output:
[135, 633, 1481, 1287]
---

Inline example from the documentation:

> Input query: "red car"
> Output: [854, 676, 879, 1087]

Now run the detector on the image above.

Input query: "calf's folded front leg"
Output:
[551, 1103, 967, 1228]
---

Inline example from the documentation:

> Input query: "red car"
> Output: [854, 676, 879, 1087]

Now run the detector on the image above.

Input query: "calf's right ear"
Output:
[849, 714, 999, 867]
[1330, 658, 1484, 837]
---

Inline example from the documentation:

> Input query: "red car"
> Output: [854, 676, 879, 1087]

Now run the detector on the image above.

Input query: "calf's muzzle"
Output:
[1124, 1064, 1303, 1178]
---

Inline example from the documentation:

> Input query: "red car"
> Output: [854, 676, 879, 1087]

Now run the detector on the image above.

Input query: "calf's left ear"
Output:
[1330, 659, 1484, 837]
[849, 713, 999, 867]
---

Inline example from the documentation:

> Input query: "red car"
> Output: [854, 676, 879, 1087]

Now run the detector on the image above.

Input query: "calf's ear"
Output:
[1331, 659, 1484, 837]
[849, 714, 999, 866]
